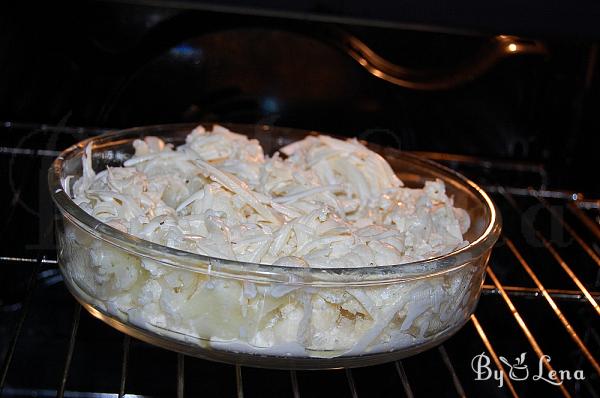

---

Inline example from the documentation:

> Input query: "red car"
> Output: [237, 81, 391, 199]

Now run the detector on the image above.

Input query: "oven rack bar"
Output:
[345, 369, 359, 398]
[1, 122, 599, 397]
[3, 254, 598, 303]
[2, 254, 597, 302]
[501, 189, 600, 315]
[395, 360, 415, 398]
[290, 370, 300, 398]
[58, 304, 82, 398]
[0, 259, 40, 395]
[0, 148, 594, 206]
[438, 345, 467, 398]
[487, 267, 573, 397]
[119, 335, 131, 398]
[470, 314, 519, 397]
[503, 238, 600, 375]
[0, 241, 592, 397]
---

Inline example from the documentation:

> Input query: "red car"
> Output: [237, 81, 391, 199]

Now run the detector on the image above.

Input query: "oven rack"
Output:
[0, 122, 598, 397]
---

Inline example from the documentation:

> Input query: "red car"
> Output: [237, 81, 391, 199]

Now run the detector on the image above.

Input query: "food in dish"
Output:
[61, 124, 482, 358]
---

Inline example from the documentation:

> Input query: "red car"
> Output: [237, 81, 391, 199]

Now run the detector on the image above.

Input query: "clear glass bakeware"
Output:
[49, 123, 501, 369]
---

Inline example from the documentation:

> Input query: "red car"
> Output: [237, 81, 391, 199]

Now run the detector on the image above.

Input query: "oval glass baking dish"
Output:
[49, 123, 501, 369]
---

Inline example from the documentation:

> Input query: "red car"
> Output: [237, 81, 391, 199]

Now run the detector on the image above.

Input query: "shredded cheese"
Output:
[72, 125, 470, 267]
[65, 124, 478, 358]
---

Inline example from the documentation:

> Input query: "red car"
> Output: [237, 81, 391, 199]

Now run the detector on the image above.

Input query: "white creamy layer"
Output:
[66, 125, 475, 357]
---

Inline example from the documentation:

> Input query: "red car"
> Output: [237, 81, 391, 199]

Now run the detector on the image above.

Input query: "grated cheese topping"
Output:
[72, 125, 470, 268]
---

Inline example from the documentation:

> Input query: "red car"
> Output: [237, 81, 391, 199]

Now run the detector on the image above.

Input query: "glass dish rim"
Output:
[48, 122, 501, 281]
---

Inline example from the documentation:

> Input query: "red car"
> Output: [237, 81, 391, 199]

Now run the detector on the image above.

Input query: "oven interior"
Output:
[1, 2, 599, 397]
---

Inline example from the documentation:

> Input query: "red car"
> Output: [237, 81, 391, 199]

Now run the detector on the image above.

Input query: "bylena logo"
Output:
[471, 352, 585, 388]
[499, 353, 528, 381]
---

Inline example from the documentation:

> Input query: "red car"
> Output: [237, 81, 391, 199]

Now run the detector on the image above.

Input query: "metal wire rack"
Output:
[0, 122, 598, 397]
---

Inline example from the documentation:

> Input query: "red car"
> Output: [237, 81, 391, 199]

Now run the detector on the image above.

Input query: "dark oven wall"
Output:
[1, 1, 599, 193]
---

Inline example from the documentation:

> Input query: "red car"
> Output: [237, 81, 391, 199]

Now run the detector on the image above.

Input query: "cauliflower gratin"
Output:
[61, 124, 482, 358]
